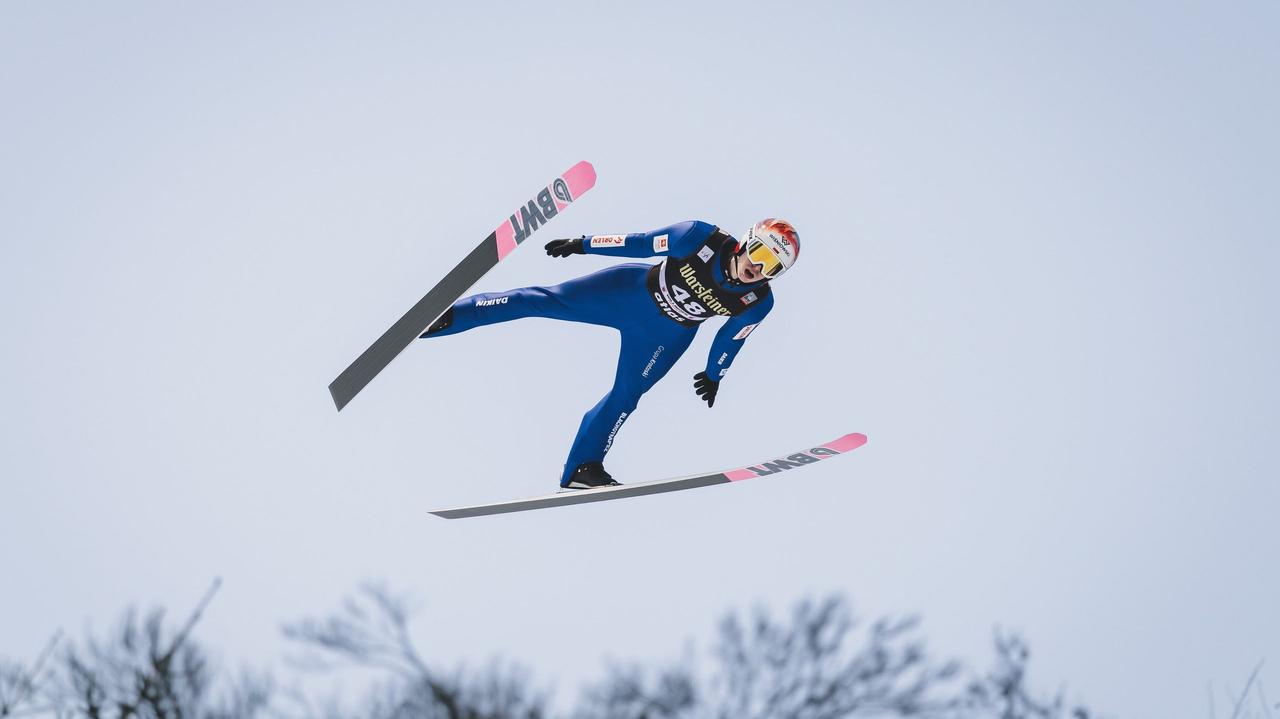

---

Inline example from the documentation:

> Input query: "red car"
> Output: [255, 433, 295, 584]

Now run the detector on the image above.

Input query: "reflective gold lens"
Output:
[747, 240, 782, 276]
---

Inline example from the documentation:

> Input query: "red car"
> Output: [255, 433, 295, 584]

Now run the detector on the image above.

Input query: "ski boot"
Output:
[420, 308, 454, 337]
[561, 461, 621, 490]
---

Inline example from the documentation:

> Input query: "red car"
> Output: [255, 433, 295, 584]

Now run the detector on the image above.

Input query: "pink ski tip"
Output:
[564, 160, 597, 195]
[822, 433, 868, 453]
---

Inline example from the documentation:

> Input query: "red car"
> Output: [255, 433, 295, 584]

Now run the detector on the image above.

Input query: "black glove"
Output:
[693, 371, 719, 408]
[544, 238, 585, 257]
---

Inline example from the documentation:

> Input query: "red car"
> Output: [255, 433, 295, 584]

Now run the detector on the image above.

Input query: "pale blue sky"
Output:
[2, 2, 1277, 716]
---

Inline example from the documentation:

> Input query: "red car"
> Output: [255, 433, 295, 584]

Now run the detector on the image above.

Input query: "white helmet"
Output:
[740, 218, 800, 279]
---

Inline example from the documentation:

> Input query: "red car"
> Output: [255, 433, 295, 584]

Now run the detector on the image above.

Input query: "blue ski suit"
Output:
[421, 220, 775, 485]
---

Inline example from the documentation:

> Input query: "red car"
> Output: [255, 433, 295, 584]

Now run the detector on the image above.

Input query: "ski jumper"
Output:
[420, 221, 775, 486]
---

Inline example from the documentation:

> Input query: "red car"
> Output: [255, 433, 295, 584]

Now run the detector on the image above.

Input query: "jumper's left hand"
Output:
[544, 238, 585, 257]
[693, 371, 719, 408]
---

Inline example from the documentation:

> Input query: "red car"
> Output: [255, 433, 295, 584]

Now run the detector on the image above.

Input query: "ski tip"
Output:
[823, 433, 868, 453]
[565, 160, 597, 193]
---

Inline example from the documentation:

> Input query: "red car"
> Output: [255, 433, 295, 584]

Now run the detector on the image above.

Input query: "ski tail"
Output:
[328, 161, 597, 411]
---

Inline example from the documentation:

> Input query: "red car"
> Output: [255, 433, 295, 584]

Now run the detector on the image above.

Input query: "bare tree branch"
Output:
[24, 578, 272, 719]
[0, 630, 62, 717]
[283, 583, 548, 719]
[8, 581, 1113, 719]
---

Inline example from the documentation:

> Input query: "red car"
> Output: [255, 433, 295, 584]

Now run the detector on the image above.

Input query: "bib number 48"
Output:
[670, 285, 707, 315]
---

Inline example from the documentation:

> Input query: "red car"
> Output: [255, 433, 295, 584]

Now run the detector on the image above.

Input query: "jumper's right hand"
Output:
[545, 238, 585, 257]
[693, 371, 720, 408]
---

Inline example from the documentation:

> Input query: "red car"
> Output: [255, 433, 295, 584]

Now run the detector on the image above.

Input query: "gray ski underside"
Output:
[328, 236, 497, 411]
[429, 471, 731, 519]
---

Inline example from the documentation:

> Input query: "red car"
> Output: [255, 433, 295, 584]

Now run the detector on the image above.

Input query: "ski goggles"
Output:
[746, 240, 785, 278]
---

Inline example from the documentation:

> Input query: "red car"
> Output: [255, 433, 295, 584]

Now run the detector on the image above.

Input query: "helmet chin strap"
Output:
[722, 249, 745, 286]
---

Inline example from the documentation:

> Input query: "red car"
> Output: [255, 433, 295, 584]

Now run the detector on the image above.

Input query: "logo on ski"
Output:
[723, 434, 867, 482]
[553, 178, 572, 204]
[739, 448, 839, 477]
[510, 187, 564, 244]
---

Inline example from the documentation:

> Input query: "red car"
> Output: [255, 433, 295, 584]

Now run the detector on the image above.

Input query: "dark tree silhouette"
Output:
[1, 632, 59, 718]
[282, 582, 548, 719]
[0, 582, 1122, 719]
[575, 596, 1101, 719]
[0, 580, 270, 719]
[707, 598, 958, 717]
[958, 631, 1096, 719]
[574, 596, 958, 719]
